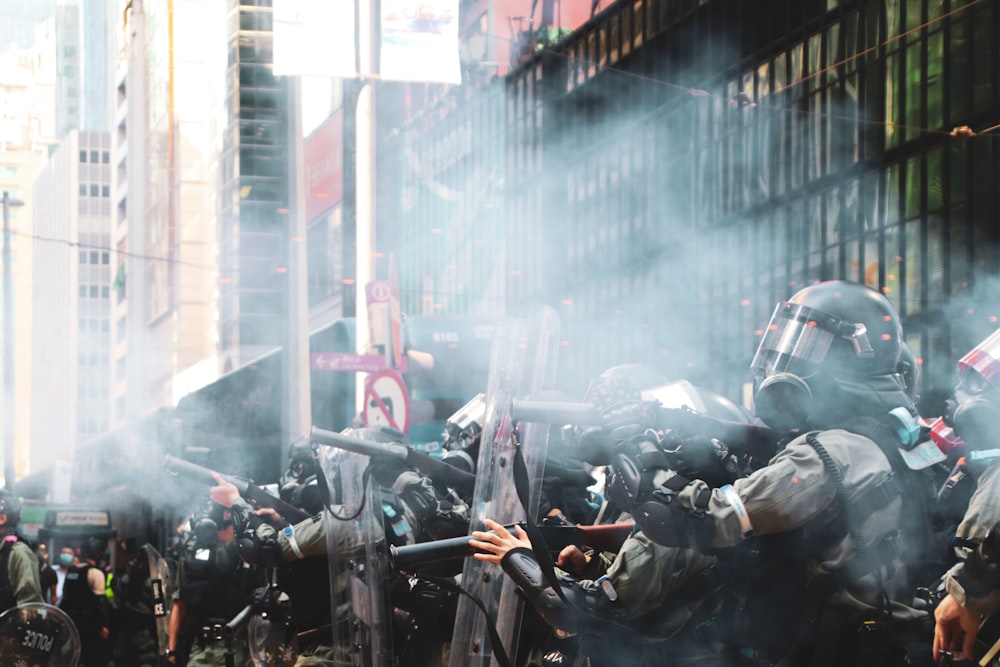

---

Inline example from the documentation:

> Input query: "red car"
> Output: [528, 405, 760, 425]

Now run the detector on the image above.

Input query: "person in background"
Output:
[37, 543, 58, 604]
[59, 536, 113, 666]
[0, 490, 42, 613]
[53, 544, 77, 604]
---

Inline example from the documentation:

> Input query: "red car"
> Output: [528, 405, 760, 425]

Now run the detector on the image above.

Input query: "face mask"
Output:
[59, 554, 74, 567]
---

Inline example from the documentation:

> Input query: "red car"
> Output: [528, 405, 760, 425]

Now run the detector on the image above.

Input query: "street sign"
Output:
[311, 352, 408, 374]
[366, 280, 391, 348]
[363, 369, 410, 434]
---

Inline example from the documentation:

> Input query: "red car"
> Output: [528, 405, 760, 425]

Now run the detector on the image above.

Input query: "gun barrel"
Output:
[510, 399, 604, 426]
[162, 454, 249, 495]
[224, 603, 254, 638]
[310, 426, 409, 460]
[390, 534, 483, 571]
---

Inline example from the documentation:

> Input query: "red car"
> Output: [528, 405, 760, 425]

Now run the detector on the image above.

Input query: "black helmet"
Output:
[897, 342, 920, 402]
[0, 490, 21, 526]
[751, 281, 905, 430]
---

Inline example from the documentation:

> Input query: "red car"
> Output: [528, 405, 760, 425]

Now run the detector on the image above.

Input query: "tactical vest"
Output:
[179, 540, 255, 621]
[59, 562, 104, 638]
[0, 537, 24, 612]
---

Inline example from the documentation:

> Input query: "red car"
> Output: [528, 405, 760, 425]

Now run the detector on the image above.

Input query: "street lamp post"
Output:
[3, 191, 24, 493]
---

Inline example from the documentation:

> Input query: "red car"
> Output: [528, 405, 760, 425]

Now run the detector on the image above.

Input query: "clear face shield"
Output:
[750, 301, 875, 430]
[951, 328, 1000, 449]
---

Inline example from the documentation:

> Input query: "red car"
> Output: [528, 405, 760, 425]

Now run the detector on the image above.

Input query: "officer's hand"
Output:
[469, 519, 530, 565]
[933, 593, 981, 661]
[254, 508, 287, 529]
[209, 471, 240, 508]
[556, 545, 589, 577]
[100, 626, 110, 640]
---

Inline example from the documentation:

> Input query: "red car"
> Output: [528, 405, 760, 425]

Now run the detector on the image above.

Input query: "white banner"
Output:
[380, 0, 461, 84]
[272, 0, 356, 78]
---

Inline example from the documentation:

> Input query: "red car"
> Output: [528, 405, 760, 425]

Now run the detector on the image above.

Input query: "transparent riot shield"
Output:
[248, 602, 298, 667]
[321, 447, 393, 666]
[0, 602, 81, 666]
[142, 543, 172, 663]
[448, 306, 561, 667]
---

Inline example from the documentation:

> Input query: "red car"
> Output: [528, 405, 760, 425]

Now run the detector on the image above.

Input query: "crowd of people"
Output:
[2, 278, 1000, 667]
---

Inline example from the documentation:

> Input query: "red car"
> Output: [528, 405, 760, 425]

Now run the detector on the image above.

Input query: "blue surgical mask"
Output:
[59, 554, 74, 567]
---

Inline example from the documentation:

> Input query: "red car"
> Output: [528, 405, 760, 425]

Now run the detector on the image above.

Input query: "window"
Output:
[79, 151, 87, 163]
[79, 285, 87, 297]
[79, 184, 87, 196]
[101, 286, 109, 298]
[90, 251, 98, 264]
[101, 185, 109, 197]
[90, 184, 98, 196]
[90, 150, 98, 163]
[89, 285, 98, 298]
[101, 319, 109, 332]
[102, 252, 109, 265]
[89, 319, 98, 332]
[102, 151, 110, 164]
[79, 251, 87, 263]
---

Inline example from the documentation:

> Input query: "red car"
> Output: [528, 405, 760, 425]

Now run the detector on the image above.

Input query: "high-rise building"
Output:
[31, 131, 112, 471]
[0, 18, 58, 477]
[111, 0, 225, 424]
[218, 0, 289, 371]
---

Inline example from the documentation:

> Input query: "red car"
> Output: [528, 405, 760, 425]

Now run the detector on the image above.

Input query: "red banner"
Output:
[304, 111, 343, 222]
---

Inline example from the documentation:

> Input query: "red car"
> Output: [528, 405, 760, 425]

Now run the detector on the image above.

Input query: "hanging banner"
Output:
[380, 0, 462, 84]
[272, 0, 356, 78]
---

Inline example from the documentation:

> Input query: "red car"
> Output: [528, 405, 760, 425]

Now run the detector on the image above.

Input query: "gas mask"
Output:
[440, 393, 486, 474]
[947, 328, 1000, 450]
[279, 439, 326, 515]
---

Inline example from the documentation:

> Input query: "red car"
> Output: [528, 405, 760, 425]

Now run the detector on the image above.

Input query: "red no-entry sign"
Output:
[363, 368, 410, 433]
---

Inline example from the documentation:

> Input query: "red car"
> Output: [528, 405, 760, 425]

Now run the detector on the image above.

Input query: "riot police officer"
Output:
[500, 281, 935, 666]
[167, 501, 262, 666]
[932, 327, 1000, 661]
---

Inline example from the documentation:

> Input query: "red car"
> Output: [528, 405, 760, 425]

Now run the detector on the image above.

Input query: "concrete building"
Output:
[0, 18, 58, 478]
[111, 0, 225, 424]
[31, 130, 112, 471]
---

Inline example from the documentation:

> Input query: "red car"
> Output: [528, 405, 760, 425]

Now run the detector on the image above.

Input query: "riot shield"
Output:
[448, 307, 561, 667]
[142, 543, 172, 663]
[320, 447, 393, 666]
[0, 602, 81, 666]
[247, 606, 298, 667]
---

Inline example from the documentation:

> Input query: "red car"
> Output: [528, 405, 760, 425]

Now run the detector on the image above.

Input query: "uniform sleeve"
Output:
[956, 459, 1000, 543]
[704, 430, 894, 549]
[8, 544, 43, 605]
[599, 532, 717, 617]
[231, 496, 367, 562]
[944, 461, 1000, 615]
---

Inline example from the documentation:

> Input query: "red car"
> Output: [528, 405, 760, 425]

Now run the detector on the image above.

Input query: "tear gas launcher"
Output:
[162, 454, 312, 524]
[310, 426, 478, 498]
[510, 398, 789, 465]
[389, 521, 636, 572]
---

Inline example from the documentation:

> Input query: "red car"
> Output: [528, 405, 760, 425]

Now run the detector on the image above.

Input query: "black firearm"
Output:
[163, 454, 312, 524]
[310, 426, 478, 498]
[511, 398, 789, 464]
[389, 522, 635, 572]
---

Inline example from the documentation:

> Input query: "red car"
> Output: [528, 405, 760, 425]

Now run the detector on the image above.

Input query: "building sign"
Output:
[305, 111, 344, 221]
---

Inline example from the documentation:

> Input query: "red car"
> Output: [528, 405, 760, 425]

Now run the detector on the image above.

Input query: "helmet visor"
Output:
[958, 328, 1000, 395]
[751, 302, 868, 380]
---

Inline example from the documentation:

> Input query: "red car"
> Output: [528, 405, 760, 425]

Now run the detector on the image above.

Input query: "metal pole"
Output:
[355, 0, 376, 418]
[3, 191, 15, 493]
[282, 78, 312, 475]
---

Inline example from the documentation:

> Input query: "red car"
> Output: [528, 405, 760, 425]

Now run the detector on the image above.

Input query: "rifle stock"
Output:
[162, 454, 311, 524]
[310, 426, 478, 497]
[389, 522, 635, 572]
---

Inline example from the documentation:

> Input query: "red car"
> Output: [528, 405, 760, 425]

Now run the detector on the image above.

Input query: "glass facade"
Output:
[219, 0, 288, 358]
[387, 0, 1000, 402]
